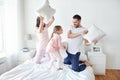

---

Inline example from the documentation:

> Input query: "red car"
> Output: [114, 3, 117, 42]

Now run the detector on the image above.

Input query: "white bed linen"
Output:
[0, 60, 95, 80]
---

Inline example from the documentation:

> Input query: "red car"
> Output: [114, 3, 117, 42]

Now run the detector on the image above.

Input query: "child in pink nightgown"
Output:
[46, 25, 66, 70]
[34, 16, 54, 64]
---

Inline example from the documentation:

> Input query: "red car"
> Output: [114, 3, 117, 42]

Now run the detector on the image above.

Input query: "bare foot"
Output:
[57, 68, 63, 70]
[84, 61, 92, 67]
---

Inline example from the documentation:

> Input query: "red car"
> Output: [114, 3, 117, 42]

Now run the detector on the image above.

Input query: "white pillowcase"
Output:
[36, 0, 56, 22]
[84, 25, 105, 43]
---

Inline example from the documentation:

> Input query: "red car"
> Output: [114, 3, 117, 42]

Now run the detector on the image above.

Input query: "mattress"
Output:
[0, 60, 95, 80]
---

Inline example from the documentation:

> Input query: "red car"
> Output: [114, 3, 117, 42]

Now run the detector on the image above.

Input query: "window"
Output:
[0, 0, 4, 51]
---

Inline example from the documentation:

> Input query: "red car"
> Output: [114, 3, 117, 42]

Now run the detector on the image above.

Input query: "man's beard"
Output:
[75, 24, 80, 28]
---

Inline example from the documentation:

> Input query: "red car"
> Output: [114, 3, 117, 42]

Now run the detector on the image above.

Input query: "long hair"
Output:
[36, 16, 40, 28]
[50, 25, 62, 39]
[36, 16, 46, 28]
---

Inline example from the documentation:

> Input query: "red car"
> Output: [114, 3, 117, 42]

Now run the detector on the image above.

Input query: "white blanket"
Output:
[0, 60, 95, 80]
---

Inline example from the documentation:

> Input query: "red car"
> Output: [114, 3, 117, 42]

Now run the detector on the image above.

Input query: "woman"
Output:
[34, 16, 54, 64]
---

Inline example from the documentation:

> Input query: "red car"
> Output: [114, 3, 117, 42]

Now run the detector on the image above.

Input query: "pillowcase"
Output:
[36, 0, 56, 22]
[84, 24, 106, 43]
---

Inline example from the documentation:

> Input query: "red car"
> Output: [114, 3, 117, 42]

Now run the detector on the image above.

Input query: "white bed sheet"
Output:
[0, 60, 95, 80]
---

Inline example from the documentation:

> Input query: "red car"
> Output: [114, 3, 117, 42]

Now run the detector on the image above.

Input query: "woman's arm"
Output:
[38, 16, 44, 33]
[46, 16, 55, 28]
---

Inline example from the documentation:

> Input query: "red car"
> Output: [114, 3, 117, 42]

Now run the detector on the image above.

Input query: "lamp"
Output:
[25, 34, 32, 40]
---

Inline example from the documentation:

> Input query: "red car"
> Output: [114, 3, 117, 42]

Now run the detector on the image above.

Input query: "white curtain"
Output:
[0, 0, 4, 51]
[3, 0, 20, 53]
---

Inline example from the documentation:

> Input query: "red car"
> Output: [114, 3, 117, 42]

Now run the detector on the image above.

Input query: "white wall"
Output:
[23, 0, 120, 69]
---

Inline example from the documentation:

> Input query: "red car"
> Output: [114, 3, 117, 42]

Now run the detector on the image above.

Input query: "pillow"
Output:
[79, 43, 87, 61]
[84, 24, 106, 43]
[36, 0, 56, 22]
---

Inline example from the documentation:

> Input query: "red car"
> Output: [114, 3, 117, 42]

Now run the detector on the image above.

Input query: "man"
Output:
[64, 14, 90, 72]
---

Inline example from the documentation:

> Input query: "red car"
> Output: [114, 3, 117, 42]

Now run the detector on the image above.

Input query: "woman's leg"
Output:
[34, 49, 45, 64]
[45, 52, 50, 60]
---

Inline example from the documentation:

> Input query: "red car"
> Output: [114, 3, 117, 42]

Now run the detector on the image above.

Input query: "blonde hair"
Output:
[50, 25, 62, 39]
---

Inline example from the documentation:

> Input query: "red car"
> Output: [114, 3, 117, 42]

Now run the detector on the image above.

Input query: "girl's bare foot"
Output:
[57, 68, 63, 70]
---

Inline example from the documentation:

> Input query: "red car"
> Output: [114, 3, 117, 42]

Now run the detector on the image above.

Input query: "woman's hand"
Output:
[51, 16, 55, 21]
[46, 16, 55, 28]
[40, 16, 44, 21]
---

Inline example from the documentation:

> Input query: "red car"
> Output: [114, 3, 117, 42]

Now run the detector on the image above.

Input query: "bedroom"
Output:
[0, 0, 120, 80]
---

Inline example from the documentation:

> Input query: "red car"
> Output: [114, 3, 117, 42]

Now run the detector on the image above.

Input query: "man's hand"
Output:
[92, 40, 98, 45]
[84, 39, 90, 46]
[83, 30, 88, 34]
[63, 45, 66, 49]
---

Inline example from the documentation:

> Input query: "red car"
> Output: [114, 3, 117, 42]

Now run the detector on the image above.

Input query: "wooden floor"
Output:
[95, 69, 120, 80]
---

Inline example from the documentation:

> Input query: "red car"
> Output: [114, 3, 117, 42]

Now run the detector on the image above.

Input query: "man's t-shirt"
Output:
[67, 25, 87, 54]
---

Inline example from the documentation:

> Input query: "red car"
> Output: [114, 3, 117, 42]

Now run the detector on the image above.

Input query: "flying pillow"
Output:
[84, 24, 106, 43]
[36, 0, 56, 22]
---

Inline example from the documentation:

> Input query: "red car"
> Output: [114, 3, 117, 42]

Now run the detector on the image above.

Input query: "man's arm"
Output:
[84, 39, 90, 46]
[67, 30, 81, 38]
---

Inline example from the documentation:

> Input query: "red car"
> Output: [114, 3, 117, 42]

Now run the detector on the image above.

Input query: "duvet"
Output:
[0, 60, 95, 80]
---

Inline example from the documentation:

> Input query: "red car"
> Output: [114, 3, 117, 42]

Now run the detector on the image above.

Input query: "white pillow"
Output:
[84, 25, 105, 43]
[79, 44, 87, 61]
[36, 0, 56, 21]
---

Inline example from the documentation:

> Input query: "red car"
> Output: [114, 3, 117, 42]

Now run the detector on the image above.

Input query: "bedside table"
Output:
[87, 52, 106, 75]
[18, 49, 36, 64]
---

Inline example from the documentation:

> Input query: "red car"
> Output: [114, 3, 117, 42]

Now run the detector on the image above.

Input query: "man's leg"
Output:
[71, 52, 86, 72]
[64, 51, 71, 65]
[71, 52, 80, 72]
[78, 64, 86, 71]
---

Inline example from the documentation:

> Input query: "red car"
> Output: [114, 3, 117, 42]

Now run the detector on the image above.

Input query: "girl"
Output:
[34, 16, 54, 64]
[46, 25, 65, 70]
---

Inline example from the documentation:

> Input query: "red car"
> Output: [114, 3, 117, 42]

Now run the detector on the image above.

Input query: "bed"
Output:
[0, 48, 95, 80]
